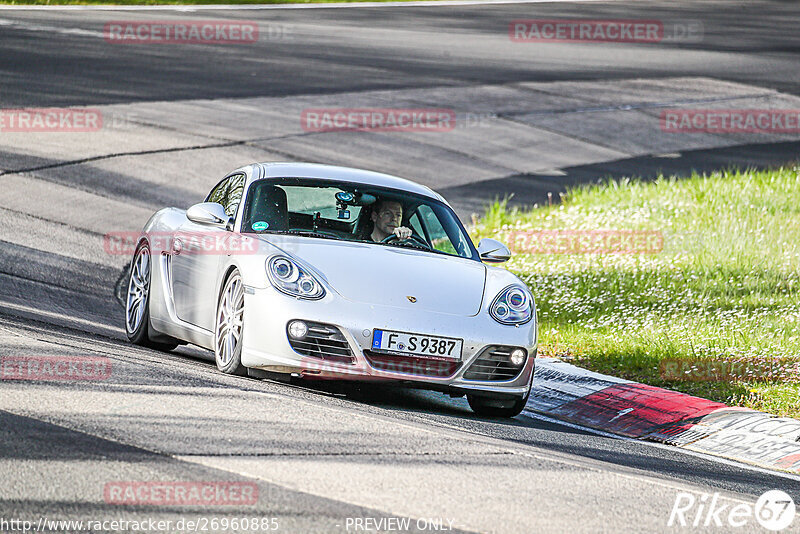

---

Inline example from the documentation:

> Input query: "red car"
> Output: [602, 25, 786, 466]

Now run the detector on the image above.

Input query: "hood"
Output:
[257, 234, 486, 316]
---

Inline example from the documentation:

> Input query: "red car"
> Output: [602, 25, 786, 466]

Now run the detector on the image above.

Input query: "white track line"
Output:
[0, 0, 618, 11]
[523, 410, 800, 483]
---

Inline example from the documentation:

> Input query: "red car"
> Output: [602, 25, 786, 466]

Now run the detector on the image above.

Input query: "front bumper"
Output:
[241, 286, 537, 397]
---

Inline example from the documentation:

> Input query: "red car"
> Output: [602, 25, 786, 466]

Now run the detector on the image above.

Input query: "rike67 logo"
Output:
[669, 490, 795, 531]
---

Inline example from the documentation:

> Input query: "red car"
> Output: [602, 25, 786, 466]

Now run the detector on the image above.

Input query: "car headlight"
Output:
[267, 256, 325, 299]
[490, 285, 533, 325]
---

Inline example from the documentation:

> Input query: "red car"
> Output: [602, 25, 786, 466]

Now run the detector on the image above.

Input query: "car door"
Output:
[172, 173, 245, 330]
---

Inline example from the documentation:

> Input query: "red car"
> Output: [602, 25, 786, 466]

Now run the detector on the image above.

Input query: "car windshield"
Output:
[240, 177, 479, 261]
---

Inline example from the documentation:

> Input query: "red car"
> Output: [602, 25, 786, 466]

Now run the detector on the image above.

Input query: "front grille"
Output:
[287, 322, 355, 364]
[463, 346, 526, 381]
[364, 350, 460, 378]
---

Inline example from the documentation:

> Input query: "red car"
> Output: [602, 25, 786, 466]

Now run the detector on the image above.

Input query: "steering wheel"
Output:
[381, 233, 432, 249]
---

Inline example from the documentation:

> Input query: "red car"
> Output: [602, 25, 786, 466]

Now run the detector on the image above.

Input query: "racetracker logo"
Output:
[286, 354, 459, 381]
[104, 481, 258, 506]
[0, 108, 102, 132]
[506, 229, 663, 255]
[661, 109, 800, 133]
[301, 108, 456, 132]
[1, 356, 111, 381]
[660, 358, 800, 383]
[104, 20, 258, 44]
[104, 231, 259, 256]
[510, 19, 702, 43]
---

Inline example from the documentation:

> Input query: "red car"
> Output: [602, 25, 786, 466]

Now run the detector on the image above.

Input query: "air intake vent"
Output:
[364, 350, 460, 378]
[463, 346, 526, 381]
[287, 322, 355, 364]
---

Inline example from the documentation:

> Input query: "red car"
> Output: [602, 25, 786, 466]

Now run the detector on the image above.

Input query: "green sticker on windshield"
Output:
[252, 221, 270, 231]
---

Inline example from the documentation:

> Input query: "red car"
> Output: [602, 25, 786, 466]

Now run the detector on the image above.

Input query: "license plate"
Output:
[371, 329, 462, 360]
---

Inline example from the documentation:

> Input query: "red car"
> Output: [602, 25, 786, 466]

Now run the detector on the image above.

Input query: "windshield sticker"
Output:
[252, 221, 270, 231]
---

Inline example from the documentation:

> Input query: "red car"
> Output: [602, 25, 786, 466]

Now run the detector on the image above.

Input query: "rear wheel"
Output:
[125, 242, 179, 351]
[467, 390, 530, 418]
[215, 270, 247, 375]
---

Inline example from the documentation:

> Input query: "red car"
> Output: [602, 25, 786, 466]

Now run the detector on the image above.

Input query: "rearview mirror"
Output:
[477, 238, 511, 263]
[186, 202, 233, 228]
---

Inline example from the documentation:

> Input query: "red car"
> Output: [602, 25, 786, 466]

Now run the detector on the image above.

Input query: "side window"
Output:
[206, 177, 230, 205]
[224, 174, 245, 217]
[205, 173, 246, 218]
[408, 211, 425, 238]
[416, 205, 456, 255]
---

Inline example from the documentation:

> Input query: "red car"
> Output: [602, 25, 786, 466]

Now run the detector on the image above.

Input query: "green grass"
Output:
[472, 166, 800, 418]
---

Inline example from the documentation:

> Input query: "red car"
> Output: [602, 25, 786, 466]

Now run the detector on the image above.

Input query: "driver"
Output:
[370, 199, 413, 242]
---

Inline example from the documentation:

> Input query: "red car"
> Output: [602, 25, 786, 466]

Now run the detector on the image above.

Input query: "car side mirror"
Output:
[186, 202, 233, 229]
[477, 238, 511, 263]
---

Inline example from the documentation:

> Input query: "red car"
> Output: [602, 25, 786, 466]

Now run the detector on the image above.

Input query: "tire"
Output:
[125, 242, 179, 352]
[214, 269, 247, 376]
[467, 389, 530, 418]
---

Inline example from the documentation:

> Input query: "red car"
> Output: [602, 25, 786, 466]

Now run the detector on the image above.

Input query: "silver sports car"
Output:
[125, 163, 537, 417]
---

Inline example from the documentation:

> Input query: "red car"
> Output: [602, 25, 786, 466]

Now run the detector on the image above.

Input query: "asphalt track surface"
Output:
[1, 1, 800, 532]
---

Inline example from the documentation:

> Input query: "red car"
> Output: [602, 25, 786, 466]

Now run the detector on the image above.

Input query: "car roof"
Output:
[255, 162, 444, 202]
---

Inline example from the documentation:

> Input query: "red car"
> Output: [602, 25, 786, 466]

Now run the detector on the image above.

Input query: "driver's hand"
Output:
[393, 226, 412, 240]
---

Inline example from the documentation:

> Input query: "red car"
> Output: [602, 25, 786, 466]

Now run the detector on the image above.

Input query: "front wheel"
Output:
[467, 390, 530, 418]
[215, 270, 247, 375]
[125, 242, 178, 351]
